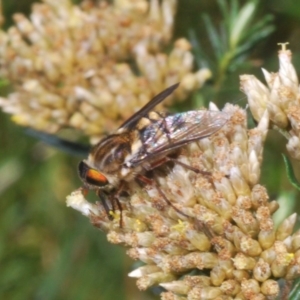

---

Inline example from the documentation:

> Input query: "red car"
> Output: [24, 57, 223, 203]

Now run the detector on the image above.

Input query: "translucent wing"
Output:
[130, 110, 229, 167]
[120, 83, 179, 129]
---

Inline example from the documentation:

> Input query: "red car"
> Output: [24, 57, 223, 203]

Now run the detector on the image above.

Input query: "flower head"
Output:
[240, 43, 300, 160]
[0, 0, 210, 141]
[67, 93, 300, 298]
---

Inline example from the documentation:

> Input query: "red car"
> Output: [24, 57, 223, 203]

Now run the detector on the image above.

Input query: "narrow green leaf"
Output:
[228, 0, 239, 32]
[241, 15, 275, 43]
[282, 154, 300, 190]
[289, 277, 300, 300]
[218, 0, 231, 31]
[188, 29, 214, 69]
[230, 1, 257, 48]
[234, 25, 275, 58]
[219, 21, 229, 50]
[217, 0, 229, 21]
[202, 14, 223, 59]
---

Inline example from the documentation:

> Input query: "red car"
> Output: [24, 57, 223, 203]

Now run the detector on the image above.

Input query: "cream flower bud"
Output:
[233, 253, 256, 270]
[253, 258, 271, 282]
[160, 252, 218, 273]
[258, 229, 276, 250]
[292, 229, 300, 251]
[240, 279, 260, 298]
[128, 265, 162, 278]
[188, 286, 222, 300]
[260, 279, 279, 297]
[161, 291, 185, 300]
[287, 136, 300, 160]
[220, 279, 240, 296]
[278, 49, 298, 91]
[233, 270, 250, 282]
[240, 236, 262, 257]
[276, 213, 297, 241]
[229, 167, 251, 196]
[137, 272, 176, 290]
[160, 281, 191, 295]
[240, 74, 270, 122]
[66, 189, 99, 216]
[210, 265, 226, 286]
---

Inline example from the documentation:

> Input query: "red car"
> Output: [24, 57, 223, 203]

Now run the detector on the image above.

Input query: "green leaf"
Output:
[282, 154, 300, 190]
[228, 0, 239, 31]
[0, 79, 10, 87]
[188, 29, 214, 69]
[233, 25, 275, 58]
[289, 277, 300, 300]
[230, 1, 257, 48]
[202, 14, 224, 59]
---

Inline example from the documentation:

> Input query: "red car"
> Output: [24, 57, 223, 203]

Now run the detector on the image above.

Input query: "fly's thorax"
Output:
[84, 129, 144, 184]
[89, 132, 133, 174]
[122, 130, 143, 165]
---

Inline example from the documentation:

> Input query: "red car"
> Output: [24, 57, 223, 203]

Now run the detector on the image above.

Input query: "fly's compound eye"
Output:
[78, 161, 108, 187]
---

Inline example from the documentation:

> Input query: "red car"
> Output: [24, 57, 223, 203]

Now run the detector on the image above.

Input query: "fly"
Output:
[78, 83, 229, 225]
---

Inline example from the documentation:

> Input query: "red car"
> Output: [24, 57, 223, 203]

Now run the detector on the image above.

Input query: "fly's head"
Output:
[78, 160, 115, 191]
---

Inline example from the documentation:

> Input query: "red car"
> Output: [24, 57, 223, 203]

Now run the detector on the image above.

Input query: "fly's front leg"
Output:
[112, 181, 125, 227]
[96, 181, 125, 227]
[96, 189, 114, 220]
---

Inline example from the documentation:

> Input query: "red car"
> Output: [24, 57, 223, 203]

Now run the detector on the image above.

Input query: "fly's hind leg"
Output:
[168, 158, 212, 176]
[167, 157, 230, 179]
[137, 155, 212, 218]
[144, 155, 212, 178]
[140, 157, 220, 239]
[136, 173, 190, 219]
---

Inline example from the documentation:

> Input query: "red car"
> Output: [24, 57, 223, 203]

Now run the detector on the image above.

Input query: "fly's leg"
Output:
[82, 187, 113, 221]
[136, 174, 190, 219]
[96, 189, 114, 220]
[167, 157, 230, 180]
[113, 187, 124, 228]
[168, 158, 212, 176]
[139, 156, 212, 217]
[96, 182, 125, 227]
[137, 172, 217, 243]
[141, 157, 220, 238]
[109, 181, 125, 227]
[144, 156, 212, 178]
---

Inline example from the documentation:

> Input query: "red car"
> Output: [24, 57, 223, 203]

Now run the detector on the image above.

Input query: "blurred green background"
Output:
[2, 1, 300, 299]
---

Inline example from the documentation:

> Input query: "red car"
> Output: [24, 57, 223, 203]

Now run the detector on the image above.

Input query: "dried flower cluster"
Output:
[67, 50, 300, 300]
[2, 0, 300, 298]
[68, 48, 300, 299]
[241, 43, 300, 161]
[0, 0, 210, 141]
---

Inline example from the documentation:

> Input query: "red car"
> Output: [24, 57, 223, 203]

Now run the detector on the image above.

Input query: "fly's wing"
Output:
[119, 83, 179, 129]
[130, 110, 229, 167]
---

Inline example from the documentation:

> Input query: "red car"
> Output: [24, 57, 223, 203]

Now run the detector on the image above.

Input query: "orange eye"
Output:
[86, 169, 108, 186]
